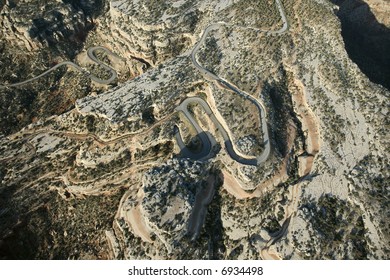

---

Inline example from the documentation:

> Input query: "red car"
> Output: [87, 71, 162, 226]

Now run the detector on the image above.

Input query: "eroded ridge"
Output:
[176, 96, 261, 165]
[0, 46, 122, 89]
[176, 0, 288, 166]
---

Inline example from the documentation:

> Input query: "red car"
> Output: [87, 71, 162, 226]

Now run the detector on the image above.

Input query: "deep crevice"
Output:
[332, 0, 390, 90]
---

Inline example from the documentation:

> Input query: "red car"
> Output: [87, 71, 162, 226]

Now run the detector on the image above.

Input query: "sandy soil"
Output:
[252, 121, 297, 195]
[222, 170, 251, 199]
[364, 0, 390, 27]
[260, 246, 282, 260]
[260, 74, 321, 259]
[290, 78, 321, 176]
[222, 120, 297, 199]
[126, 205, 153, 243]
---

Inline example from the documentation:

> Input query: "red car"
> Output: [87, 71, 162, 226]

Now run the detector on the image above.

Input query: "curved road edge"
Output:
[176, 96, 260, 165]
[187, 0, 289, 165]
[0, 46, 121, 89]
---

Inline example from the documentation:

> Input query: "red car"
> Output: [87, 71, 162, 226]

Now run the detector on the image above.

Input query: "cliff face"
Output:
[0, 0, 389, 260]
[351, 0, 390, 27]
[0, 0, 101, 136]
[95, 0, 205, 65]
[332, 0, 390, 90]
[0, 0, 94, 54]
[0, 0, 207, 135]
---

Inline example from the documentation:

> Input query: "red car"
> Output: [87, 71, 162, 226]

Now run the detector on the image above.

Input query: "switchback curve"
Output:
[0, 46, 122, 89]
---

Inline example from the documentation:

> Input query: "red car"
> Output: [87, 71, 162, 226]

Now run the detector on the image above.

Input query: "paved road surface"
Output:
[181, 0, 289, 165]
[0, 46, 121, 89]
[176, 96, 259, 165]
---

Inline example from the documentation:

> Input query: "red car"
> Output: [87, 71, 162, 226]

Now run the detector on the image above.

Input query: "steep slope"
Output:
[332, 0, 390, 90]
[0, 0, 388, 260]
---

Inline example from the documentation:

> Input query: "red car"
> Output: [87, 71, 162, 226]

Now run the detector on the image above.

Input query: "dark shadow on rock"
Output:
[261, 72, 295, 159]
[224, 140, 257, 165]
[63, 0, 107, 18]
[176, 131, 218, 161]
[203, 166, 226, 259]
[0, 186, 52, 260]
[178, 165, 225, 259]
[332, 0, 390, 90]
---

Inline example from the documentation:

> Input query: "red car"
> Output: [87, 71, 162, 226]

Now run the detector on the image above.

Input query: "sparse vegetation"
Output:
[0, 0, 388, 260]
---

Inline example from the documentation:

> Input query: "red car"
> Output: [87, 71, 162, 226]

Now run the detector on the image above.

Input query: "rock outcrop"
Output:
[0, 0, 93, 54]
[0, 0, 389, 260]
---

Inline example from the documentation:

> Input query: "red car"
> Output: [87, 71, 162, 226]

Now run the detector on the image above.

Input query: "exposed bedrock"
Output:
[0, 0, 96, 55]
[113, 158, 224, 259]
[0, 0, 106, 135]
[99, 0, 201, 66]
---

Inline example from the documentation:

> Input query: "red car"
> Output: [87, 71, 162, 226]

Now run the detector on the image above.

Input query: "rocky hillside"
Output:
[0, 0, 104, 135]
[0, 0, 389, 260]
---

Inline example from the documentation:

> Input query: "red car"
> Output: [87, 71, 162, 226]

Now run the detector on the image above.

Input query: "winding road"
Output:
[0, 46, 121, 89]
[177, 0, 292, 253]
[176, 96, 260, 165]
[1, 0, 293, 258]
[177, 0, 289, 166]
[174, 98, 216, 160]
